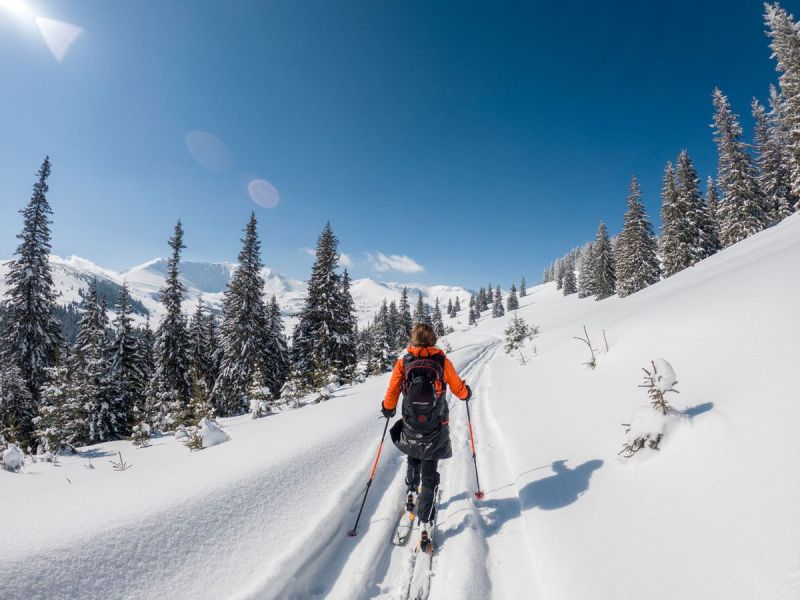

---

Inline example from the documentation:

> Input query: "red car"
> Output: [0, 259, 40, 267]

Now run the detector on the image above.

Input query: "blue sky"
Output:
[0, 0, 792, 288]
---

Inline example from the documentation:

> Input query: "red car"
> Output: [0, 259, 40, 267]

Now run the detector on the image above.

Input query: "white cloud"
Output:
[367, 252, 425, 274]
[338, 253, 353, 268]
[300, 247, 315, 257]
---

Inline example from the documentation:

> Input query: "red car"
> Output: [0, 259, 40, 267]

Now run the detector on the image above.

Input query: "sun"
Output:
[0, 0, 33, 19]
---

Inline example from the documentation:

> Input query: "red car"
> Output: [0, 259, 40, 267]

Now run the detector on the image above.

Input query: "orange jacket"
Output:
[382, 346, 469, 410]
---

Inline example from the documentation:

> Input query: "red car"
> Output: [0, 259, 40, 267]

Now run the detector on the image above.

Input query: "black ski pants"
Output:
[406, 457, 439, 523]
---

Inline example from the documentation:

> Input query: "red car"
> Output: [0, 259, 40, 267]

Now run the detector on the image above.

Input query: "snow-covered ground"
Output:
[2, 214, 799, 599]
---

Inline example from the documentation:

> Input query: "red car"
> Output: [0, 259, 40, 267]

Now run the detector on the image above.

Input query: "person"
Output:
[381, 322, 472, 535]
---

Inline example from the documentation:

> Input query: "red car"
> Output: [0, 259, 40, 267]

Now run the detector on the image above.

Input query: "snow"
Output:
[1, 214, 798, 598]
[2, 444, 24, 472]
[198, 418, 230, 448]
[651, 357, 678, 393]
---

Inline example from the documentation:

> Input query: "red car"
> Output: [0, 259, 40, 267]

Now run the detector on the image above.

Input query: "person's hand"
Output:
[464, 385, 472, 401]
[381, 404, 396, 419]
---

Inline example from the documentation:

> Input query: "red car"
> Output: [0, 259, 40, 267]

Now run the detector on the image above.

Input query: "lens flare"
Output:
[0, 0, 32, 18]
[34, 17, 83, 62]
[247, 179, 280, 208]
[185, 131, 233, 173]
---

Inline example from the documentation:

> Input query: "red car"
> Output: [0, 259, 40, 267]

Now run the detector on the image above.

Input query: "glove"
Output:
[381, 404, 396, 419]
[464, 384, 472, 401]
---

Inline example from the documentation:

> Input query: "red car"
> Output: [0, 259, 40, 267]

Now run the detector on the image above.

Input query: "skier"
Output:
[381, 322, 472, 540]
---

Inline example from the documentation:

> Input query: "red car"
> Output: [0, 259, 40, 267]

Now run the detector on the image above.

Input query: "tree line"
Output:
[543, 3, 800, 301]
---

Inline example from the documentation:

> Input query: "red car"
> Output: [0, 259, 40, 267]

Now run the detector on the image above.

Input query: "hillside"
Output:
[1, 214, 798, 599]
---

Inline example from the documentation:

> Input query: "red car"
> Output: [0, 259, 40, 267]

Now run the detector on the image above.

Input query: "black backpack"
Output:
[401, 353, 447, 430]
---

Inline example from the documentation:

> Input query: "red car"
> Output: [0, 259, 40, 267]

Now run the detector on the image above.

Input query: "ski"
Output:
[393, 491, 418, 545]
[406, 487, 441, 600]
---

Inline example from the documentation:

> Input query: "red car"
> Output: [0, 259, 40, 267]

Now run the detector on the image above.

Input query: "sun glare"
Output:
[0, 0, 32, 19]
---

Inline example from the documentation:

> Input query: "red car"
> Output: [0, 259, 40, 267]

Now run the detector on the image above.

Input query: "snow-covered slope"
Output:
[2, 215, 798, 599]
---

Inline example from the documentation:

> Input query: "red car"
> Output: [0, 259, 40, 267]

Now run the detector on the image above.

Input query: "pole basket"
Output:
[347, 530, 358, 537]
[474, 490, 485, 500]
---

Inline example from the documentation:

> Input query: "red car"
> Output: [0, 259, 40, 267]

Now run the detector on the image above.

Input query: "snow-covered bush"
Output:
[249, 398, 270, 419]
[620, 359, 681, 457]
[131, 422, 151, 448]
[2, 443, 25, 472]
[504, 314, 539, 364]
[186, 418, 231, 451]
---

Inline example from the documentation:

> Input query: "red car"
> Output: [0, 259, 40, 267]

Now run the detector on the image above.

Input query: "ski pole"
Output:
[465, 398, 485, 499]
[347, 416, 391, 537]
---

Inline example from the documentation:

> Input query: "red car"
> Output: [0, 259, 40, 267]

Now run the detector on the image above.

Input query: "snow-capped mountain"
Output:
[0, 255, 473, 330]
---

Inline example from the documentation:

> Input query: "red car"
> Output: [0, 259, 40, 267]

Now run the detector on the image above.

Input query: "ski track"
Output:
[258, 333, 542, 600]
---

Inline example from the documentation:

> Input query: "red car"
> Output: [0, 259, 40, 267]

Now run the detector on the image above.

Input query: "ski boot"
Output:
[419, 528, 433, 555]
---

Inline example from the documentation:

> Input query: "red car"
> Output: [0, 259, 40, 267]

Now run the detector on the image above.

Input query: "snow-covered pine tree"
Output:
[72, 281, 119, 444]
[291, 222, 346, 387]
[110, 282, 146, 436]
[615, 176, 660, 297]
[562, 265, 578, 296]
[765, 3, 800, 210]
[676, 151, 720, 266]
[369, 301, 394, 374]
[453, 296, 461, 314]
[213, 214, 270, 416]
[705, 176, 721, 224]
[592, 222, 616, 300]
[330, 269, 358, 383]
[492, 286, 505, 317]
[577, 242, 595, 298]
[387, 300, 400, 350]
[468, 295, 478, 325]
[659, 161, 689, 277]
[476, 288, 485, 312]
[768, 85, 797, 218]
[555, 261, 565, 290]
[507, 283, 520, 310]
[398, 287, 413, 341]
[262, 295, 290, 397]
[137, 316, 155, 419]
[34, 364, 83, 454]
[0, 157, 62, 418]
[187, 297, 214, 420]
[520, 276, 527, 297]
[0, 363, 37, 446]
[432, 298, 446, 336]
[712, 88, 770, 246]
[413, 292, 428, 325]
[446, 298, 454, 319]
[145, 221, 192, 430]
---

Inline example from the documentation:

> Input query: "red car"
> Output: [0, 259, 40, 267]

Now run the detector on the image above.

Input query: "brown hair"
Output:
[410, 323, 437, 347]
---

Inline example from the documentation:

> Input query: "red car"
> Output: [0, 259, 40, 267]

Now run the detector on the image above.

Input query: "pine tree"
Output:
[331, 269, 358, 383]
[398, 287, 413, 341]
[468, 295, 478, 326]
[432, 298, 445, 336]
[562, 266, 578, 296]
[446, 298, 454, 319]
[1, 157, 62, 418]
[676, 150, 720, 266]
[592, 222, 616, 300]
[213, 214, 270, 416]
[0, 363, 36, 446]
[507, 284, 520, 310]
[705, 177, 721, 225]
[520, 276, 527, 297]
[492, 286, 505, 318]
[35, 364, 83, 454]
[137, 317, 155, 420]
[765, 3, 800, 209]
[387, 300, 402, 350]
[291, 222, 345, 387]
[369, 301, 394, 374]
[413, 292, 428, 325]
[615, 176, 661, 297]
[110, 282, 146, 435]
[262, 295, 290, 397]
[187, 297, 213, 419]
[712, 88, 770, 246]
[145, 221, 192, 430]
[453, 296, 461, 314]
[72, 282, 119, 443]
[659, 161, 689, 277]
[577, 242, 595, 299]
[755, 89, 796, 221]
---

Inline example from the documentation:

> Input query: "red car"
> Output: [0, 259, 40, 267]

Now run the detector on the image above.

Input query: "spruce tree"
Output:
[369, 301, 394, 374]
[520, 276, 527, 297]
[145, 221, 192, 430]
[453, 296, 461, 313]
[413, 292, 428, 325]
[331, 269, 358, 383]
[507, 284, 520, 310]
[214, 214, 270, 415]
[1, 157, 62, 416]
[765, 3, 800, 209]
[72, 282, 119, 443]
[110, 282, 146, 435]
[188, 297, 213, 418]
[492, 286, 505, 318]
[262, 295, 290, 397]
[676, 150, 720, 266]
[0, 363, 37, 446]
[659, 161, 688, 277]
[35, 364, 83, 454]
[712, 88, 770, 246]
[577, 242, 595, 299]
[291, 222, 346, 387]
[432, 298, 445, 336]
[756, 88, 796, 221]
[446, 298, 454, 319]
[705, 177, 721, 224]
[387, 300, 402, 350]
[398, 287, 413, 341]
[468, 295, 478, 325]
[592, 222, 616, 300]
[562, 266, 577, 296]
[616, 176, 661, 297]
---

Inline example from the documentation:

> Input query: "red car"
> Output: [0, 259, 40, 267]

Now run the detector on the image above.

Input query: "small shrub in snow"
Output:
[185, 429, 205, 451]
[2, 443, 25, 472]
[186, 418, 231, 451]
[504, 314, 539, 365]
[249, 398, 271, 419]
[573, 325, 597, 369]
[174, 425, 190, 441]
[131, 423, 151, 448]
[620, 359, 681, 457]
[109, 451, 132, 471]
